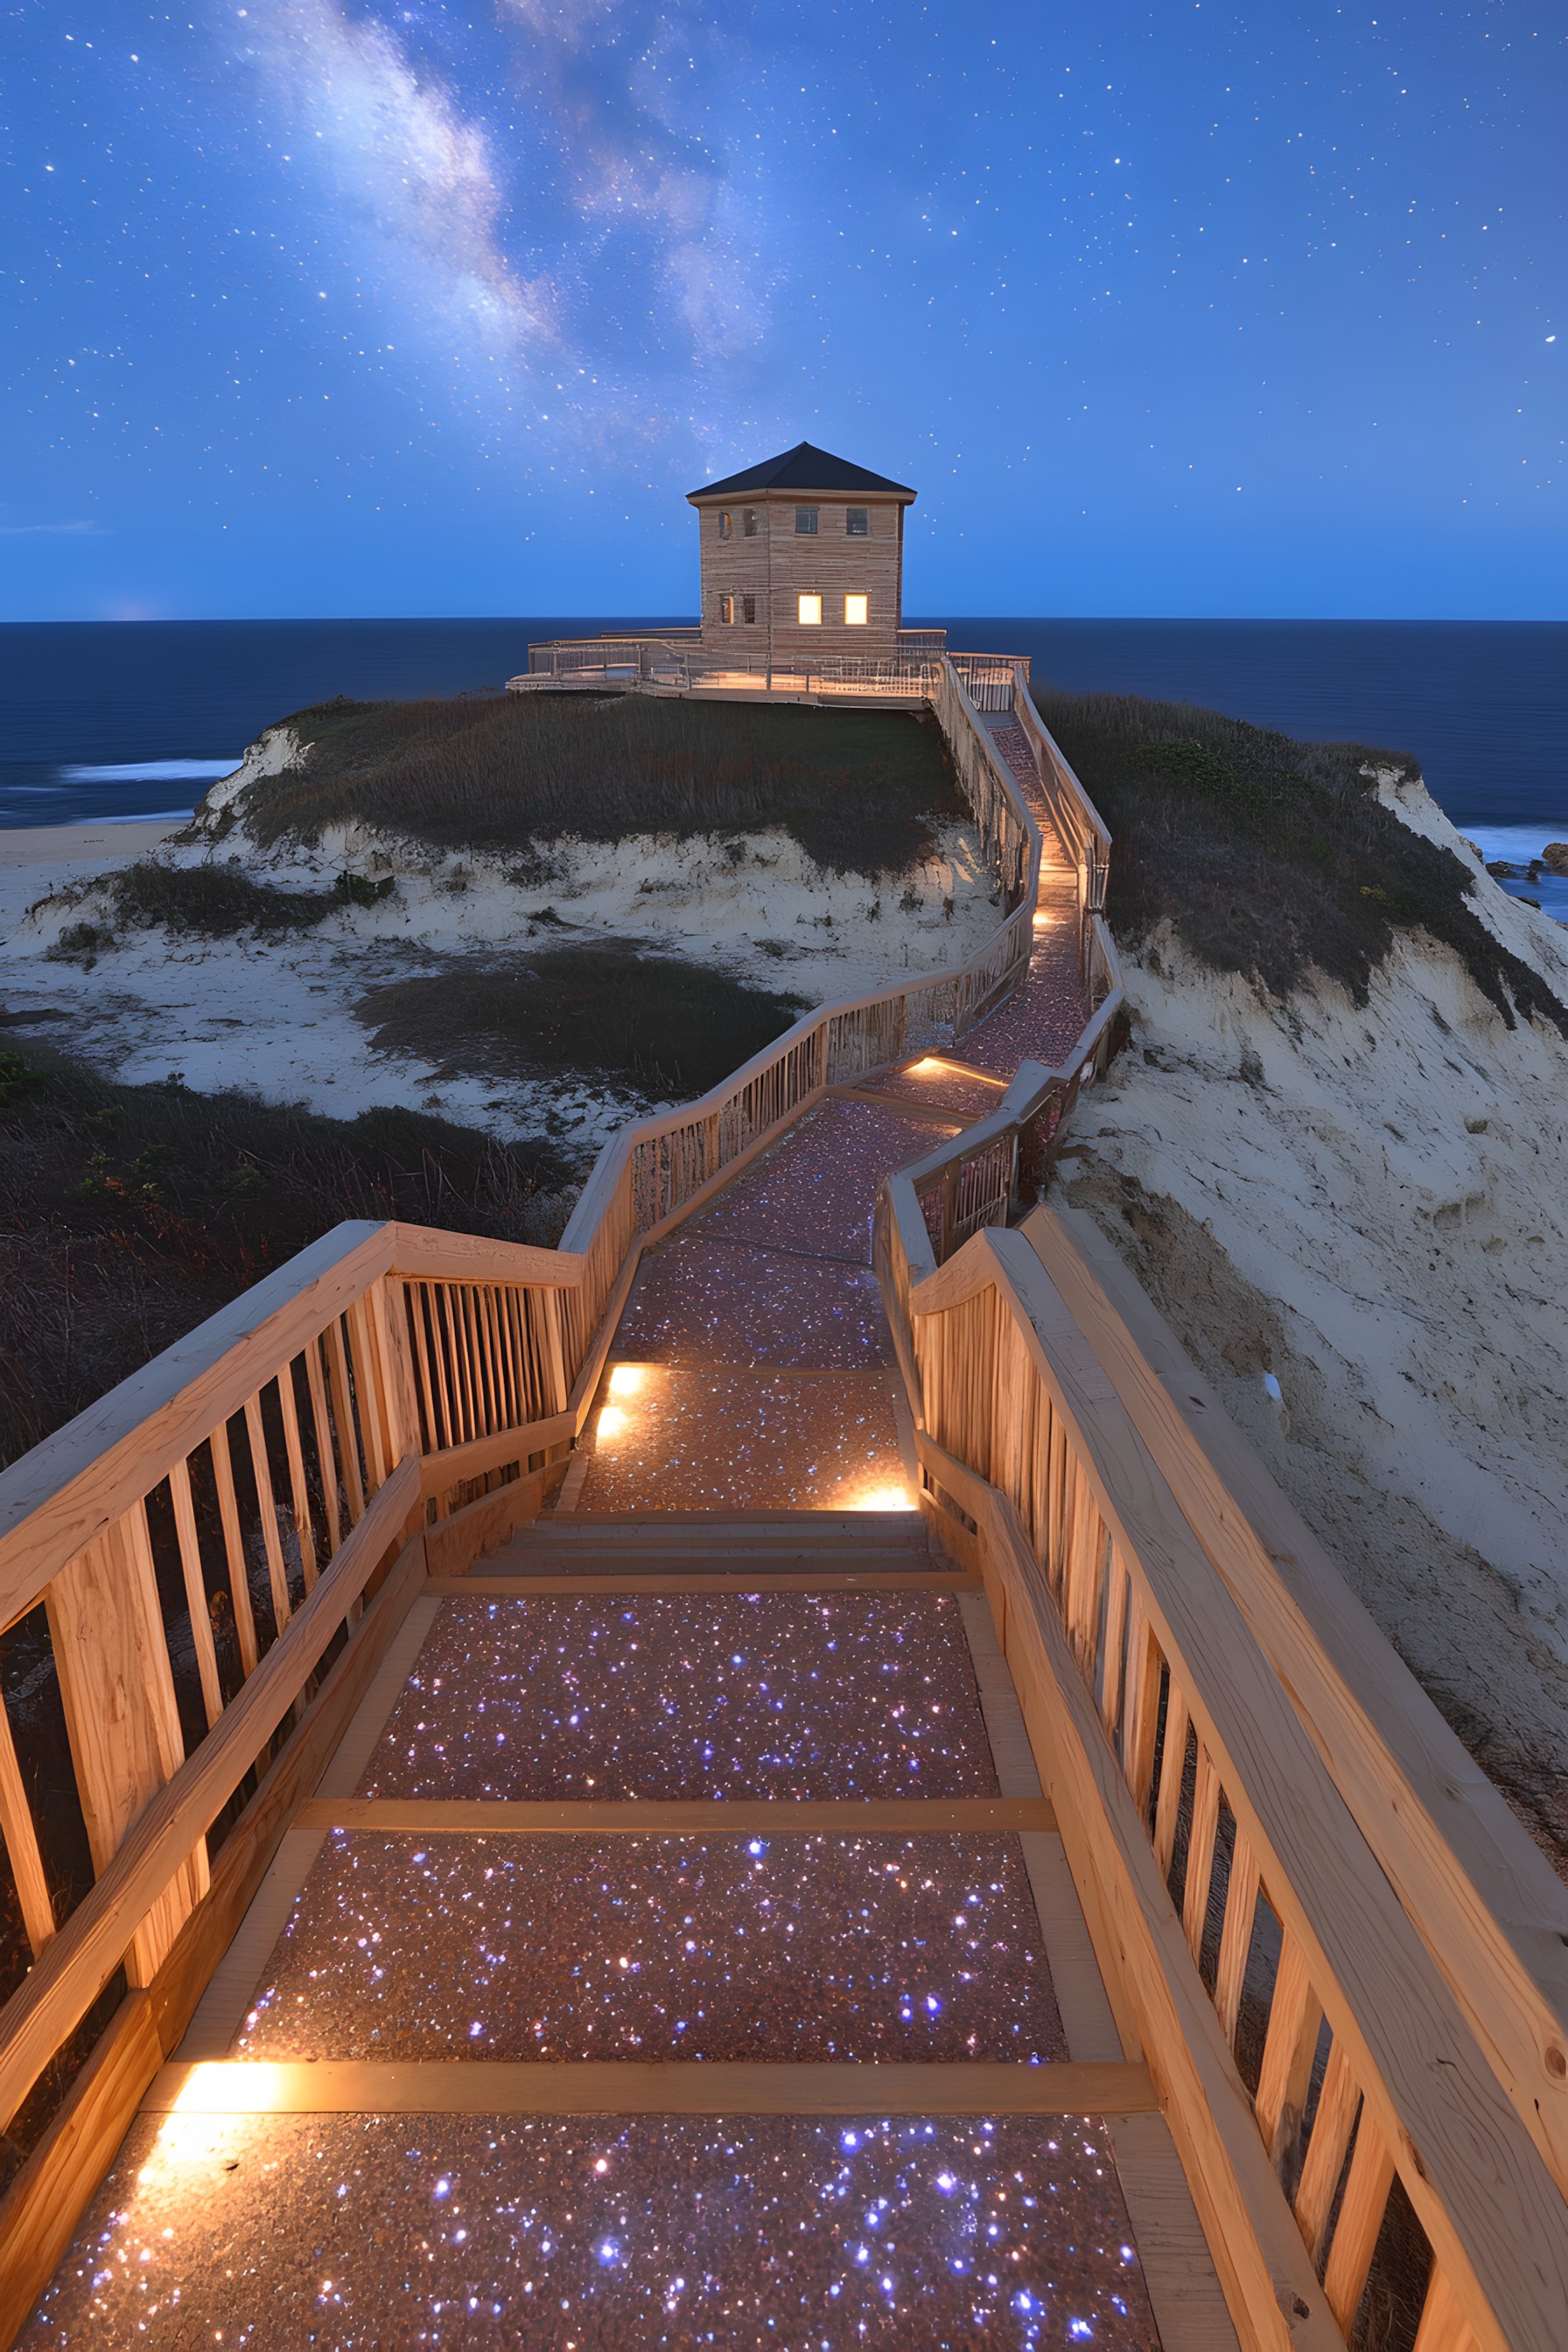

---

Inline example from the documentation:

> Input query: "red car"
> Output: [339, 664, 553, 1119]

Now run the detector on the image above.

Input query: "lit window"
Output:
[743, 508, 760, 536]
[742, 593, 756, 623]
[797, 593, 822, 626]
[794, 506, 818, 535]
[718, 510, 732, 539]
[846, 507, 870, 536]
[844, 593, 869, 626]
[720, 593, 735, 625]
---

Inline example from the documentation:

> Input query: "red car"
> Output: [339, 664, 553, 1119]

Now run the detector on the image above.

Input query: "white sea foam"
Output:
[60, 760, 237, 783]
[98, 808, 197, 823]
[1460, 825, 1568, 924]
[1461, 823, 1568, 864]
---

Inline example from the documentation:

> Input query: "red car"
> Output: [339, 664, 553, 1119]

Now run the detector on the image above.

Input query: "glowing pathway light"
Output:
[850, 1485, 917, 1512]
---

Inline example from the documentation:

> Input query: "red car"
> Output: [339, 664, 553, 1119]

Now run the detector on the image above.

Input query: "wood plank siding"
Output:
[691, 494, 910, 660]
[687, 444, 917, 661]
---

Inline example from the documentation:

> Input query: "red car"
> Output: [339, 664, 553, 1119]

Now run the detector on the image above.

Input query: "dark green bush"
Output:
[1032, 688, 1568, 1033]
[100, 859, 336, 938]
[212, 693, 963, 876]
[0, 1047, 573, 1467]
[357, 943, 809, 1099]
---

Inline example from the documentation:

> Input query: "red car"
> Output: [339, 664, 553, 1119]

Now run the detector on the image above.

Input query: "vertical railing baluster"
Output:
[1322, 2111, 1395, 2329]
[1295, 2040, 1362, 2264]
[304, 1332, 343, 1556]
[212, 1423, 259, 1676]
[1214, 1830, 1261, 2048]
[242, 1391, 291, 1635]
[0, 1700, 55, 1955]
[1182, 1745, 1222, 1963]
[1255, 1935, 1323, 2171]
[275, 1360, 318, 1593]
[324, 1315, 366, 1523]
[1152, 1684, 1190, 1878]
[169, 1454, 224, 1724]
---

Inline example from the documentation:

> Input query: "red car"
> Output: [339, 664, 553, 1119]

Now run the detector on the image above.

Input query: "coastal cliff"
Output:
[1049, 760, 1568, 1856]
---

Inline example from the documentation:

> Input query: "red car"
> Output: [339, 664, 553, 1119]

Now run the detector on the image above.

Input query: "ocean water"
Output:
[2, 614, 1563, 915]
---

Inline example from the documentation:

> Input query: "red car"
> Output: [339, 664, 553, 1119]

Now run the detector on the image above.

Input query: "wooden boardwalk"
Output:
[2, 662, 1564, 2348]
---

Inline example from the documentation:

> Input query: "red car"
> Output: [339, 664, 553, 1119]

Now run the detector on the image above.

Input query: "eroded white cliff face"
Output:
[1053, 779, 1568, 1849]
[0, 740, 997, 1158]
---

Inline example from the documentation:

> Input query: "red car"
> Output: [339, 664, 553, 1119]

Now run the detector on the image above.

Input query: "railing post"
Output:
[542, 1288, 570, 1418]
[367, 1274, 420, 1469]
[45, 1506, 209, 1984]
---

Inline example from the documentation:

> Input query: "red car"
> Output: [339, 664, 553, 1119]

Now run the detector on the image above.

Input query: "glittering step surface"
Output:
[300, 1798, 1057, 1834]
[844, 1058, 1009, 1121]
[576, 1365, 911, 1514]
[613, 1232, 894, 1368]
[687, 1096, 959, 1264]
[358, 1591, 997, 1801]
[28, 2110, 1162, 2348]
[959, 885, 1091, 1075]
[234, 1830, 1068, 2062]
[150, 2059, 1155, 2115]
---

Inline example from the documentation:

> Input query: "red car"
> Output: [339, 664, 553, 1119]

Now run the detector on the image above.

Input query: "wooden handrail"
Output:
[1025, 1202, 1568, 2201]
[902, 1221, 1568, 2351]
[0, 1459, 417, 2132]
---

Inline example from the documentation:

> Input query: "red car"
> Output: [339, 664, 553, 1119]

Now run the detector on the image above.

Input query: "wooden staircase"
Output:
[484, 1508, 948, 1585]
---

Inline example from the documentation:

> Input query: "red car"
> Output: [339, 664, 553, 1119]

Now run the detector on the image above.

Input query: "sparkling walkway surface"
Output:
[32, 2111, 1154, 2348]
[236, 1829, 1067, 2063]
[23, 713, 1199, 2348]
[359, 1591, 998, 1801]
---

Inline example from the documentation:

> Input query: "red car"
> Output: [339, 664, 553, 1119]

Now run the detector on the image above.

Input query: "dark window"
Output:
[742, 508, 760, 536]
[718, 510, 732, 539]
[794, 505, 818, 535]
[846, 507, 870, 536]
[742, 594, 756, 624]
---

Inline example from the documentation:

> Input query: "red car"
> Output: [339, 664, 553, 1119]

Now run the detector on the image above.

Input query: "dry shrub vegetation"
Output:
[1032, 685, 1568, 1032]
[0, 1040, 573, 1469]
[357, 942, 808, 1100]
[214, 690, 965, 876]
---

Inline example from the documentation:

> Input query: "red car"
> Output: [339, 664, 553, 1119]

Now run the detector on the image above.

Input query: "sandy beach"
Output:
[0, 820, 184, 872]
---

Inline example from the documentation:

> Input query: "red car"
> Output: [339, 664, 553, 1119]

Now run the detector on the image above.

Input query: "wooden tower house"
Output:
[687, 440, 917, 664]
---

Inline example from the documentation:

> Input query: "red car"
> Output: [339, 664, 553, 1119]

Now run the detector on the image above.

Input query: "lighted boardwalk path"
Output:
[21, 731, 1234, 2348]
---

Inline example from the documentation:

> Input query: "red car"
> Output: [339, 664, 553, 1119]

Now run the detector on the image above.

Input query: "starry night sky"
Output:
[3, 2, 1563, 621]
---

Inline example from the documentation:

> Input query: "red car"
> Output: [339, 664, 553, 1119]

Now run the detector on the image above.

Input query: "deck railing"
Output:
[890, 1208, 1568, 2352]
[519, 637, 943, 696]
[872, 689, 1123, 1323]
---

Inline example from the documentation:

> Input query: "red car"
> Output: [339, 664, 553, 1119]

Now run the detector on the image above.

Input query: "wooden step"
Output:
[434, 1571, 977, 1595]
[298, 1797, 1056, 1833]
[492, 1539, 929, 1561]
[530, 1512, 930, 1536]
[147, 2057, 1157, 2118]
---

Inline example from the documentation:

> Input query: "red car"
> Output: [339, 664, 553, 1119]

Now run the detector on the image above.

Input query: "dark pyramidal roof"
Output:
[688, 440, 916, 500]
